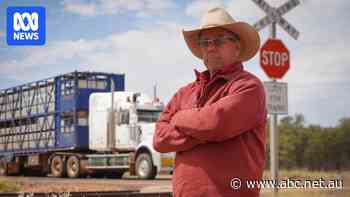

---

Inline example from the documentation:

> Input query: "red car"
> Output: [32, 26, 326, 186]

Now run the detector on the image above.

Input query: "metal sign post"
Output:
[252, 0, 300, 195]
[270, 24, 279, 195]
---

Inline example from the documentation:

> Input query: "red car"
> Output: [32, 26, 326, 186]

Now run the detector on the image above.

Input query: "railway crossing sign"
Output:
[252, 0, 300, 40]
[260, 39, 290, 79]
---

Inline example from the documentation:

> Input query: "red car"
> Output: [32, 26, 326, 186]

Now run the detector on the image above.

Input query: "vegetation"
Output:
[261, 115, 350, 197]
[266, 114, 350, 171]
[0, 179, 21, 192]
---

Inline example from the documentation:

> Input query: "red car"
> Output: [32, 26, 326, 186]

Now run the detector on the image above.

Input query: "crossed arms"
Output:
[153, 79, 265, 153]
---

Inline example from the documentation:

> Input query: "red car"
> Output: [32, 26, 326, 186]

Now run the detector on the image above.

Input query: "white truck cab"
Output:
[89, 91, 174, 179]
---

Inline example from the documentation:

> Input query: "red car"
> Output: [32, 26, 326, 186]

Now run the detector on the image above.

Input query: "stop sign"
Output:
[260, 39, 290, 79]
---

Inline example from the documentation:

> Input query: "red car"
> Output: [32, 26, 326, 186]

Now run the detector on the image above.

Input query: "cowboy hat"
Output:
[183, 7, 260, 62]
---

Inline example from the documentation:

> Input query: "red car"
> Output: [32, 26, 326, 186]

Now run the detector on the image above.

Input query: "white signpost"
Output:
[264, 81, 288, 114]
[252, 0, 300, 195]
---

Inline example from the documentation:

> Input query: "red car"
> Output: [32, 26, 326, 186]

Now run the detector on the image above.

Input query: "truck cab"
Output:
[89, 91, 174, 179]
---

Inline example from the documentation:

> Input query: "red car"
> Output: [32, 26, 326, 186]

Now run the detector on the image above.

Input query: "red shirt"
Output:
[153, 63, 267, 197]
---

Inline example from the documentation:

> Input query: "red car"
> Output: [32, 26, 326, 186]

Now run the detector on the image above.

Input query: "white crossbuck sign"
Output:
[252, 0, 300, 40]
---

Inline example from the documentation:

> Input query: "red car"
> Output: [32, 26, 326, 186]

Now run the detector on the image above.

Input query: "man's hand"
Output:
[170, 109, 207, 144]
[170, 79, 266, 142]
[153, 92, 204, 153]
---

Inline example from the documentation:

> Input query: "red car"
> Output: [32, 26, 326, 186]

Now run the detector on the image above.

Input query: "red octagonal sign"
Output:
[260, 39, 290, 79]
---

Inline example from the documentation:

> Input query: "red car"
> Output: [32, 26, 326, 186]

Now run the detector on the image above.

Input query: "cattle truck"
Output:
[0, 71, 174, 179]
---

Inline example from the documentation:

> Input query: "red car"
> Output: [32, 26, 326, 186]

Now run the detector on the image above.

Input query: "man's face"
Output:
[199, 28, 241, 74]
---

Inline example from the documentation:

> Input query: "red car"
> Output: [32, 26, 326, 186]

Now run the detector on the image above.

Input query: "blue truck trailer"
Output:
[0, 71, 129, 178]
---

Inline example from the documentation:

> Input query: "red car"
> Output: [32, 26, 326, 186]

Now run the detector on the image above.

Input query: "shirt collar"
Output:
[194, 62, 243, 82]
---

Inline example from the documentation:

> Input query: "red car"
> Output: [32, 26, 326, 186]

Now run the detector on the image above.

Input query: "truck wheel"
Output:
[136, 153, 156, 179]
[50, 156, 65, 178]
[67, 156, 80, 178]
[0, 160, 7, 176]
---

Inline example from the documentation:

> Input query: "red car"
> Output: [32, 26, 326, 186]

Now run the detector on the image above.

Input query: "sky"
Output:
[0, 0, 349, 127]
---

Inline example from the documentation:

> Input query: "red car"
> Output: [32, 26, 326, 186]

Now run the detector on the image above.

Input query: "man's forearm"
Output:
[153, 121, 202, 153]
[172, 82, 266, 142]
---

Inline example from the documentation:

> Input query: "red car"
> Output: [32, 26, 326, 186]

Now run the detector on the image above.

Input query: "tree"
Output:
[266, 114, 350, 171]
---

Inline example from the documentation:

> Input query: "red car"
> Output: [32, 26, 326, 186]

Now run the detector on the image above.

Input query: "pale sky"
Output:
[0, 0, 349, 127]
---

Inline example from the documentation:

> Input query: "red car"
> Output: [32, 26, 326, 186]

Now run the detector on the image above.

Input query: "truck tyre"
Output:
[0, 160, 7, 176]
[66, 156, 80, 178]
[136, 153, 156, 179]
[50, 155, 65, 178]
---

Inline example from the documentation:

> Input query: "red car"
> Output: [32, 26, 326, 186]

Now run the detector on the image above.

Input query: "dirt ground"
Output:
[1, 174, 172, 193]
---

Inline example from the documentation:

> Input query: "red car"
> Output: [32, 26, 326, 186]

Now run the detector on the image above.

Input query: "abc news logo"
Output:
[7, 7, 46, 45]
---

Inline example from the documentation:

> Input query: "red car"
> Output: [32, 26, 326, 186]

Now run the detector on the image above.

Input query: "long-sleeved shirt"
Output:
[153, 63, 267, 197]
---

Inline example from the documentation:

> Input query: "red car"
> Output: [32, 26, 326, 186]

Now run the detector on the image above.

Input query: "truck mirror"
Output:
[132, 93, 141, 103]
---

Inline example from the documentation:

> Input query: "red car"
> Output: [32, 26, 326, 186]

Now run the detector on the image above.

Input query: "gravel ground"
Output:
[1, 174, 172, 193]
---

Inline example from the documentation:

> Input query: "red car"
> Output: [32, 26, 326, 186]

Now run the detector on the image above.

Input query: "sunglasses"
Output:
[197, 36, 239, 48]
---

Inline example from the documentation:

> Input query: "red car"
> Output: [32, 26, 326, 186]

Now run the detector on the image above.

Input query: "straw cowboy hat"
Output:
[183, 7, 260, 62]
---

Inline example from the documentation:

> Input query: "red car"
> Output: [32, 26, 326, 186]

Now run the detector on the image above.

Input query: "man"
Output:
[153, 7, 267, 197]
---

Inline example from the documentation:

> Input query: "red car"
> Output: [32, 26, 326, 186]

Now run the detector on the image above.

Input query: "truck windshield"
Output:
[137, 109, 162, 123]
